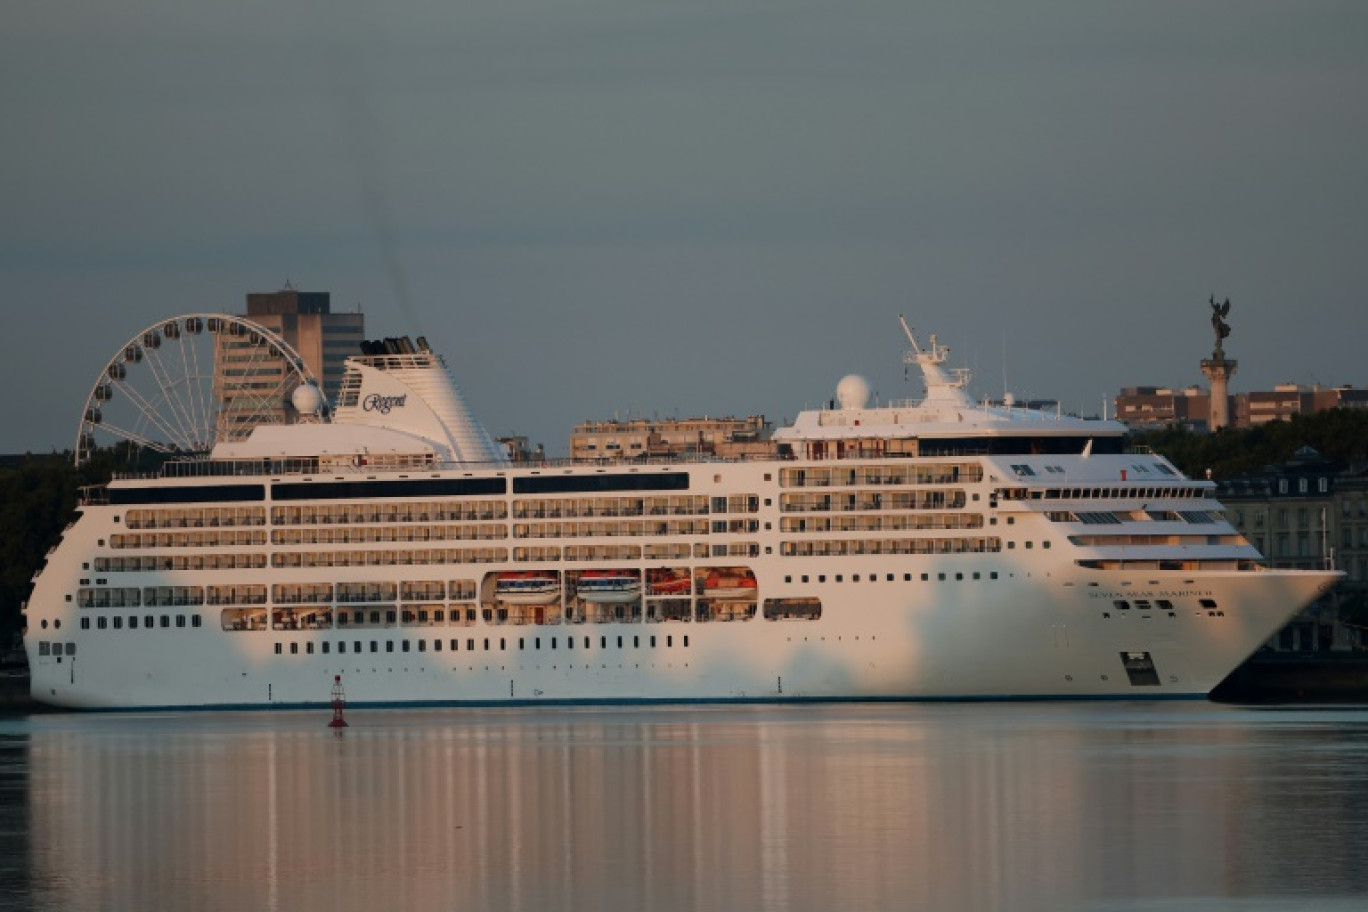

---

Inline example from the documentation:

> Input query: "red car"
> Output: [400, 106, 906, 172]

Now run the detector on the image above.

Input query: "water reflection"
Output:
[2, 703, 1367, 911]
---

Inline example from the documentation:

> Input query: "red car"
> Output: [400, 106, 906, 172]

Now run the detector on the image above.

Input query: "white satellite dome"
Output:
[836, 374, 871, 410]
[290, 382, 325, 416]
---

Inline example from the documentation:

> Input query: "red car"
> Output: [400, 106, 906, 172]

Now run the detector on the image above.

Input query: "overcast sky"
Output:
[3, 1, 1365, 456]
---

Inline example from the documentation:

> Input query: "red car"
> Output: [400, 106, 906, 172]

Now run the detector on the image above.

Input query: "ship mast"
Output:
[899, 315, 973, 408]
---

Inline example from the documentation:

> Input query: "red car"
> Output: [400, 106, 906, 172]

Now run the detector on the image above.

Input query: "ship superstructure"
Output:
[23, 317, 1340, 708]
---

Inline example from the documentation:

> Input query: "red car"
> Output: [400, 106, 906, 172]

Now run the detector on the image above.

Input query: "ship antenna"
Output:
[898, 315, 923, 355]
[1002, 328, 1009, 402]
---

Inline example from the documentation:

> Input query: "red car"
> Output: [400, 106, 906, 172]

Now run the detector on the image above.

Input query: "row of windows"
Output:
[110, 530, 267, 549]
[512, 519, 712, 539]
[785, 570, 1001, 584]
[780, 491, 967, 513]
[271, 501, 507, 525]
[90, 541, 766, 571]
[1111, 599, 1180, 611]
[76, 585, 269, 608]
[1049, 510, 1220, 525]
[513, 494, 759, 518]
[1005, 486, 1208, 502]
[514, 518, 763, 538]
[123, 507, 267, 529]
[779, 537, 1001, 557]
[271, 524, 507, 544]
[513, 498, 707, 519]
[780, 464, 983, 487]
[1069, 535, 1241, 548]
[77, 614, 203, 631]
[512, 543, 761, 562]
[274, 632, 693, 655]
[273, 548, 509, 567]
[780, 514, 981, 533]
[95, 554, 267, 572]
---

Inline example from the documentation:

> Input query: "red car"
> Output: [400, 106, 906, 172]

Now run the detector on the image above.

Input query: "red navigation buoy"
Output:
[328, 674, 349, 728]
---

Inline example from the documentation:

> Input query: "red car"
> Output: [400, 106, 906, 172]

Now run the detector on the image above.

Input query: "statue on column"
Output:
[1209, 295, 1232, 360]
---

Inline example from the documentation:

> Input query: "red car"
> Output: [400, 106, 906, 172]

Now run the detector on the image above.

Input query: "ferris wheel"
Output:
[75, 313, 324, 467]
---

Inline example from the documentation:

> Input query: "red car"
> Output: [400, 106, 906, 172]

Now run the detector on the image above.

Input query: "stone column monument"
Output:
[1200, 296, 1238, 430]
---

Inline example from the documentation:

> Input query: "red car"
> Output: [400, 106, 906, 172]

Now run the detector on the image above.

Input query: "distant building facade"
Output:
[1217, 447, 1368, 651]
[1116, 384, 1368, 431]
[571, 416, 775, 462]
[215, 288, 365, 439]
[241, 289, 365, 405]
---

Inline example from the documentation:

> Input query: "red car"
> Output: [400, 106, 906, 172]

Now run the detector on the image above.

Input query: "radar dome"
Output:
[290, 382, 325, 416]
[836, 374, 871, 410]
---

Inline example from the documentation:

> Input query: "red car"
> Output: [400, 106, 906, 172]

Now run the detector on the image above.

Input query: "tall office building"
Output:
[214, 288, 366, 440]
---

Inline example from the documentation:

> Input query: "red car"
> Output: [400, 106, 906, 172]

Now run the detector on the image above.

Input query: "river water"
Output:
[1, 701, 1366, 911]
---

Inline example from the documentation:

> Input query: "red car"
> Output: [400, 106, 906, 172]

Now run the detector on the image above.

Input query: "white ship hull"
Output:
[23, 317, 1340, 709]
[23, 457, 1336, 710]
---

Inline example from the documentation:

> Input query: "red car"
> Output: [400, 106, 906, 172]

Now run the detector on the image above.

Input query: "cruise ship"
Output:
[23, 316, 1341, 709]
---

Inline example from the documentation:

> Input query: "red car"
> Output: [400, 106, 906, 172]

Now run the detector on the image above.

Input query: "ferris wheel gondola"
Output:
[74, 313, 325, 467]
